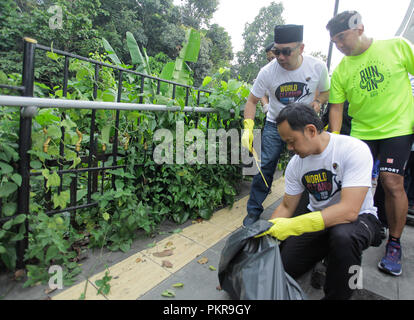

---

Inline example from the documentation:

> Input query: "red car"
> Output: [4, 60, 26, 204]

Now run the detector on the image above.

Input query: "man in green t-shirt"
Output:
[326, 11, 414, 277]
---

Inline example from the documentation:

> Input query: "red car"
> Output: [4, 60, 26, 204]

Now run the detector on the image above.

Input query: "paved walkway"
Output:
[1, 175, 413, 300]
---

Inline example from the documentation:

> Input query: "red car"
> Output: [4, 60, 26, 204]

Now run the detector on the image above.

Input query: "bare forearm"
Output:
[321, 186, 369, 227]
[329, 103, 344, 133]
[244, 94, 259, 120]
[270, 194, 301, 219]
[320, 203, 359, 228]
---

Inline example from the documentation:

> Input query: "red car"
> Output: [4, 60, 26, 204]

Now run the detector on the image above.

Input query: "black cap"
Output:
[274, 24, 303, 44]
[326, 11, 362, 37]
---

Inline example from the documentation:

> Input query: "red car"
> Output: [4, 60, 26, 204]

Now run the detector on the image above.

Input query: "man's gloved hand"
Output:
[241, 119, 255, 152]
[262, 104, 269, 114]
[255, 211, 325, 241]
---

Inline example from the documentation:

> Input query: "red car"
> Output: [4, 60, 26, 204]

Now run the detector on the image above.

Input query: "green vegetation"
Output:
[0, 0, 288, 289]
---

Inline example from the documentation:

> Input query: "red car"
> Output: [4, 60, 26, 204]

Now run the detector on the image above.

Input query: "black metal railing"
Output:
[0, 37, 221, 269]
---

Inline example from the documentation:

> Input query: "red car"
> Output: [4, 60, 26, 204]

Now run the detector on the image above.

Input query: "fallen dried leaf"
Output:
[135, 257, 142, 263]
[14, 269, 25, 281]
[197, 257, 208, 264]
[162, 260, 173, 268]
[153, 249, 174, 257]
[165, 241, 174, 248]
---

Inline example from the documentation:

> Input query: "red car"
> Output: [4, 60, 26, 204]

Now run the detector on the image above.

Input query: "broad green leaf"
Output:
[126, 31, 146, 71]
[0, 182, 18, 198]
[101, 125, 111, 145]
[102, 37, 122, 66]
[52, 190, 70, 209]
[11, 173, 22, 187]
[13, 214, 26, 225]
[202, 76, 212, 87]
[102, 90, 115, 102]
[61, 118, 76, 130]
[2, 202, 17, 217]
[46, 51, 60, 61]
[183, 29, 200, 63]
[0, 161, 13, 175]
[0, 245, 6, 254]
[45, 246, 59, 264]
[69, 156, 81, 169]
[119, 242, 130, 253]
[30, 160, 42, 169]
[34, 109, 61, 126]
[159, 62, 175, 94]
[2, 218, 14, 230]
[44, 171, 61, 188]
[46, 125, 61, 139]
[0, 145, 16, 162]
[228, 79, 241, 92]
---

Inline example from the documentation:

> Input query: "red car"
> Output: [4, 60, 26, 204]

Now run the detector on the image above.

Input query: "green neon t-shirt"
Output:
[329, 38, 414, 140]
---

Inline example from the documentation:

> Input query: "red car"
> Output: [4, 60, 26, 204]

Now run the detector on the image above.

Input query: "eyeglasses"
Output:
[272, 44, 301, 57]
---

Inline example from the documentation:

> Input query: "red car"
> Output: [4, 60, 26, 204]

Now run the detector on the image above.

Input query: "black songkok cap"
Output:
[326, 11, 363, 37]
[274, 24, 304, 44]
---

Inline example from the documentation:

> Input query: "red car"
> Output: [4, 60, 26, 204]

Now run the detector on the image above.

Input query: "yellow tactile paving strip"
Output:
[53, 176, 285, 300]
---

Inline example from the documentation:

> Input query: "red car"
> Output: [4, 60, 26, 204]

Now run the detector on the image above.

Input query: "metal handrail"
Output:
[0, 95, 229, 114]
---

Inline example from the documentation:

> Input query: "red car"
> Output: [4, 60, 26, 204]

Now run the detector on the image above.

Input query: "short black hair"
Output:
[265, 43, 275, 52]
[276, 103, 324, 133]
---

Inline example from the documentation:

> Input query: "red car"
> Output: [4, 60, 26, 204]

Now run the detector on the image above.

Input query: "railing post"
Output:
[16, 37, 37, 269]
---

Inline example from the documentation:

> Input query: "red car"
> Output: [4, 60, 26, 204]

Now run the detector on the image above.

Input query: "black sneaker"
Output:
[242, 214, 260, 227]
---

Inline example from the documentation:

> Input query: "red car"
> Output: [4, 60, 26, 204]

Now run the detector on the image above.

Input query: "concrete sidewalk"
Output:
[1, 173, 413, 300]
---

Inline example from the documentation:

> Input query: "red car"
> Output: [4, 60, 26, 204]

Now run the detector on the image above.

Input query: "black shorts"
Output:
[362, 134, 414, 176]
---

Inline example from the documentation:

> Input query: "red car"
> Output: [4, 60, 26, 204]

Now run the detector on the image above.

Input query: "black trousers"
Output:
[280, 213, 382, 300]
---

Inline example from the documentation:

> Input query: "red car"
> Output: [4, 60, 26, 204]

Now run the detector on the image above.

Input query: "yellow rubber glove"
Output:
[241, 119, 254, 152]
[255, 211, 325, 241]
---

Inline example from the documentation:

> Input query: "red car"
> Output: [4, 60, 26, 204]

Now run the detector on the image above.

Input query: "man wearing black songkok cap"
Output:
[241, 24, 330, 227]
[326, 11, 414, 278]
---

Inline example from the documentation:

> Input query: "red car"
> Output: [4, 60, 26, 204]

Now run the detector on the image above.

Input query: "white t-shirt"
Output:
[285, 133, 378, 218]
[251, 55, 330, 123]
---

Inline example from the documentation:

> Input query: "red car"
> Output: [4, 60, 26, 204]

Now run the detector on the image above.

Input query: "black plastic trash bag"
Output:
[218, 220, 306, 300]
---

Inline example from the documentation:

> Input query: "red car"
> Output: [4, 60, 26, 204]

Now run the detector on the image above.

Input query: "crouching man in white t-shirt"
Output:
[256, 103, 382, 300]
